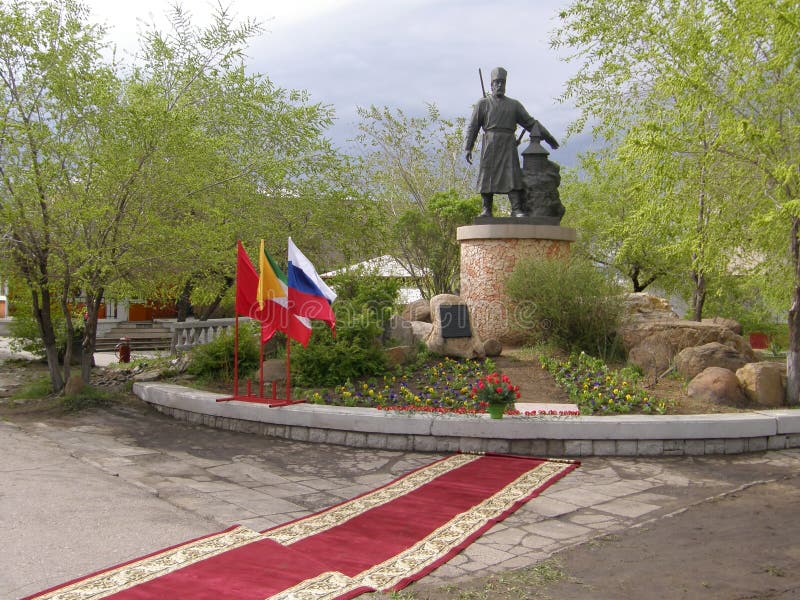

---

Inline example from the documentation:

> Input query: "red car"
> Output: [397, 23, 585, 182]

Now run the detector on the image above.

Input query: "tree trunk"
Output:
[629, 264, 658, 293]
[32, 288, 64, 392]
[80, 290, 103, 384]
[59, 287, 74, 387]
[176, 278, 194, 322]
[690, 268, 706, 322]
[787, 217, 800, 406]
[198, 276, 233, 321]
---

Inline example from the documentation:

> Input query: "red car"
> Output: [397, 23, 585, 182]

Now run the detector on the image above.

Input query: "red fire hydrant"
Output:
[115, 336, 131, 363]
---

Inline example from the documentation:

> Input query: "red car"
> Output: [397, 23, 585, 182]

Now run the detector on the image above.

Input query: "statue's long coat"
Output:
[464, 95, 536, 194]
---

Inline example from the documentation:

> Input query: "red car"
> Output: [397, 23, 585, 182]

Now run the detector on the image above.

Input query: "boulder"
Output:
[622, 292, 680, 321]
[402, 298, 431, 323]
[736, 362, 787, 408]
[621, 319, 757, 377]
[262, 359, 286, 383]
[133, 370, 161, 382]
[411, 321, 433, 342]
[702, 316, 743, 335]
[483, 338, 503, 357]
[674, 342, 752, 380]
[381, 314, 415, 347]
[424, 294, 485, 359]
[384, 345, 414, 367]
[687, 367, 747, 406]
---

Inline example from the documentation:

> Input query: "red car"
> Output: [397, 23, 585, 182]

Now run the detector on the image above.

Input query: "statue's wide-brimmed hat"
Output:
[491, 67, 507, 81]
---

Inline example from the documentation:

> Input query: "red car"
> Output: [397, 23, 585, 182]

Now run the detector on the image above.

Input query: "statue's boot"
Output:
[479, 194, 493, 217]
[510, 191, 527, 217]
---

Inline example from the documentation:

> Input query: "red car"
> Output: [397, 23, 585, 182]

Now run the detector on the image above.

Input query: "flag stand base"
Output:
[216, 396, 306, 407]
[217, 379, 305, 407]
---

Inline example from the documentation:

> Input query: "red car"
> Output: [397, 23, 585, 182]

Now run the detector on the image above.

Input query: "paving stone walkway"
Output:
[3, 399, 800, 598]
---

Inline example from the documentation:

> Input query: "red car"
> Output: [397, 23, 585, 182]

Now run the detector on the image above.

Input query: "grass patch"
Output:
[366, 558, 567, 599]
[62, 386, 114, 412]
[11, 376, 53, 400]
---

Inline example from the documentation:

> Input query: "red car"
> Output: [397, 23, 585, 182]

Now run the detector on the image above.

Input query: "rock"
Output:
[262, 359, 286, 383]
[628, 343, 676, 380]
[169, 355, 191, 374]
[384, 346, 414, 367]
[621, 319, 757, 377]
[133, 370, 161, 382]
[622, 292, 680, 320]
[410, 321, 433, 342]
[381, 314, 415, 347]
[687, 367, 747, 405]
[736, 362, 787, 407]
[402, 298, 431, 323]
[483, 338, 503, 357]
[702, 316, 743, 335]
[64, 375, 84, 396]
[424, 294, 485, 359]
[674, 342, 752, 380]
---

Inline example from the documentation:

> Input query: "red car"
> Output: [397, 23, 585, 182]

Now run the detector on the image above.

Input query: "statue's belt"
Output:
[484, 128, 516, 133]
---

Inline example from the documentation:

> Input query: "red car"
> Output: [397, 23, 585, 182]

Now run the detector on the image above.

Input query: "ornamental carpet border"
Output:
[25, 453, 579, 600]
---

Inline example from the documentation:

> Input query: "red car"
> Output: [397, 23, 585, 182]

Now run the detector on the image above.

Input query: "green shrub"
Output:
[506, 256, 625, 359]
[291, 271, 401, 387]
[291, 324, 388, 387]
[187, 323, 260, 383]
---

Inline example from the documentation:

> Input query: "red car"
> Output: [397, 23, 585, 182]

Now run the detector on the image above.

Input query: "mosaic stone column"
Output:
[457, 223, 576, 345]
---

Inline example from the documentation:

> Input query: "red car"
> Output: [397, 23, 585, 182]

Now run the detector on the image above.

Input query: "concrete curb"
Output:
[133, 382, 800, 457]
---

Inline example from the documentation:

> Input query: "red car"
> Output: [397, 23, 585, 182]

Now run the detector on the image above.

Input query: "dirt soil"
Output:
[398, 474, 800, 600]
[534, 476, 800, 599]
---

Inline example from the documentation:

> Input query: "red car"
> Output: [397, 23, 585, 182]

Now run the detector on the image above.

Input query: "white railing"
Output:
[170, 318, 246, 354]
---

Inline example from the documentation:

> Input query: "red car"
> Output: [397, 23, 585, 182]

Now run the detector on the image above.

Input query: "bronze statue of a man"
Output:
[464, 67, 559, 217]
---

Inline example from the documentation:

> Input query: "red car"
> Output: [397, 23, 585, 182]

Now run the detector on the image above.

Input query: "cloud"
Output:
[86, 0, 592, 164]
[250, 0, 582, 156]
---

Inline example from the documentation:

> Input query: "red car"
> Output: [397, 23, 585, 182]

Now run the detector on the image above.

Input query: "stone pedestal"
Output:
[457, 223, 575, 345]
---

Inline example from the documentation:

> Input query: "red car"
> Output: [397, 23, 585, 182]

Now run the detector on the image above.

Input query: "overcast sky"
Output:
[84, 0, 590, 166]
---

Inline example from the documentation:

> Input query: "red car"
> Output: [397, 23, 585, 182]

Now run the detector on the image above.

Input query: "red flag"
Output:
[235, 241, 260, 318]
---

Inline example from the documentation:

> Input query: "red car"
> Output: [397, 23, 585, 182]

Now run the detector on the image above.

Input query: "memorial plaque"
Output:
[439, 305, 472, 338]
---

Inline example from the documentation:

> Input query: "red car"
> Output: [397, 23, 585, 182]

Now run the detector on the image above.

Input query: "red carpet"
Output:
[26, 453, 578, 599]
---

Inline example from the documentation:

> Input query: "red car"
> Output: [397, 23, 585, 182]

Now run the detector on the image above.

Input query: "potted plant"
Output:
[470, 372, 520, 419]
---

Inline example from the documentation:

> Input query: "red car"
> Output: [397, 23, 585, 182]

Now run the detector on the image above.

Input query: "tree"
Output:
[553, 0, 799, 402]
[561, 150, 675, 292]
[393, 191, 480, 298]
[355, 104, 479, 297]
[0, 0, 353, 390]
[0, 0, 117, 389]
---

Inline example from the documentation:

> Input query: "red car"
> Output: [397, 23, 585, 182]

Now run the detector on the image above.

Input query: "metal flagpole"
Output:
[259, 337, 265, 398]
[233, 314, 239, 397]
[285, 337, 291, 403]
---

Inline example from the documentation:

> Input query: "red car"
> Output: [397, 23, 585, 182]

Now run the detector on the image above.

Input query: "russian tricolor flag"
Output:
[287, 237, 337, 333]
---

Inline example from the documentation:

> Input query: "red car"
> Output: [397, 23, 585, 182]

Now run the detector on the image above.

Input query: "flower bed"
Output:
[304, 352, 665, 417]
[308, 357, 514, 415]
[540, 351, 670, 415]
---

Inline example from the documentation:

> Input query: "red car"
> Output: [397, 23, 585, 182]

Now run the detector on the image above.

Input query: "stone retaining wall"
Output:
[134, 382, 800, 458]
